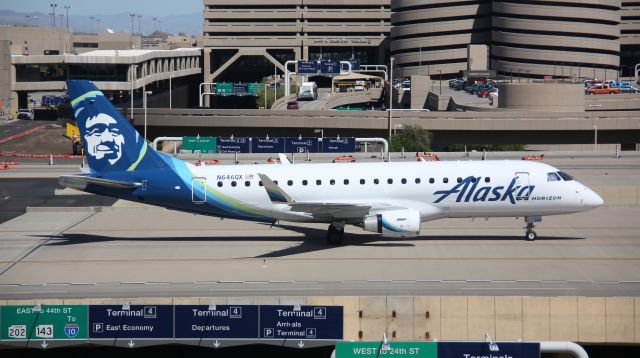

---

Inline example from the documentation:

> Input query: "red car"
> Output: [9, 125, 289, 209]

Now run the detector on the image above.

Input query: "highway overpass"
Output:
[127, 108, 640, 147]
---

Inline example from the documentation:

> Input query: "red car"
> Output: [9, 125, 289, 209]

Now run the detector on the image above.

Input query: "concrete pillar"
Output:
[203, 48, 213, 107]
[413, 296, 440, 341]
[359, 296, 387, 341]
[302, 46, 308, 60]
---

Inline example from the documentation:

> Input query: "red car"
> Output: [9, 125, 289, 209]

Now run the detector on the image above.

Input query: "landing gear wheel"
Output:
[327, 224, 344, 245]
[525, 229, 537, 241]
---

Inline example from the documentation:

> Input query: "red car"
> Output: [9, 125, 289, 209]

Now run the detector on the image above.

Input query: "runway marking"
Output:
[2, 291, 67, 295]
[462, 287, 577, 291]
[0, 212, 97, 278]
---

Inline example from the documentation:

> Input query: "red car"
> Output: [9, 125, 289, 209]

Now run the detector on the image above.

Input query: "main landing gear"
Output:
[524, 216, 541, 241]
[327, 222, 345, 245]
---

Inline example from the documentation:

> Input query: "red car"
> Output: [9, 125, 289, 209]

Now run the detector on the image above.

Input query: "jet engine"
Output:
[363, 209, 421, 238]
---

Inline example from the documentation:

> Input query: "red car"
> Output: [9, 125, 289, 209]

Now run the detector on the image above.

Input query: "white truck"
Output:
[298, 81, 318, 100]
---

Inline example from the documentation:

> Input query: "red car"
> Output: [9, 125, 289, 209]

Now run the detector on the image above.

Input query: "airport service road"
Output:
[0, 203, 639, 299]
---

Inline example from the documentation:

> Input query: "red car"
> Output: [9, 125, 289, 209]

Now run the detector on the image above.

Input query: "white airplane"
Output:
[60, 80, 604, 244]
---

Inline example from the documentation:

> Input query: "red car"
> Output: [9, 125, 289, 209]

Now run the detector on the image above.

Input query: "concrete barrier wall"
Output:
[3, 296, 639, 344]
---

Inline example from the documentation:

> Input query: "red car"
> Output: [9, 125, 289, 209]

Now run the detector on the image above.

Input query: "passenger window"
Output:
[217, 181, 223, 187]
[443, 178, 449, 184]
[387, 178, 393, 184]
[360, 179, 365, 185]
[401, 178, 407, 184]
[302, 180, 308, 186]
[471, 177, 477, 183]
[231, 181, 237, 187]
[259, 181, 263, 186]
[287, 180, 293, 186]
[344, 179, 349, 185]
[274, 180, 278, 185]
[415, 178, 421, 184]
[484, 177, 490, 183]
[429, 178, 435, 184]
[457, 177, 462, 183]
[330, 179, 335, 185]
[557, 171, 574, 181]
[374, 179, 379, 184]
[547, 172, 561, 182]
[245, 181, 250, 187]
[316, 179, 322, 185]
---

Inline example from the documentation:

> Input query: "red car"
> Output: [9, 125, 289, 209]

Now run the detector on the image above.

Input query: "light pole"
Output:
[438, 69, 442, 95]
[138, 15, 142, 46]
[143, 89, 152, 141]
[49, 12, 54, 27]
[264, 83, 268, 109]
[153, 17, 157, 33]
[593, 125, 598, 152]
[59, 14, 63, 29]
[34, 15, 38, 26]
[129, 13, 135, 35]
[25, 15, 30, 26]
[50, 3, 57, 28]
[389, 56, 394, 139]
[90, 16, 95, 33]
[64, 5, 70, 29]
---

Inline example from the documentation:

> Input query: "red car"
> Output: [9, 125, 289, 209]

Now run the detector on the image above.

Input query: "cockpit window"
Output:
[547, 172, 561, 182]
[557, 171, 574, 181]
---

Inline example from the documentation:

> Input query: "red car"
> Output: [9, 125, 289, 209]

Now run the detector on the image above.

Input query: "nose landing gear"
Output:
[524, 216, 541, 241]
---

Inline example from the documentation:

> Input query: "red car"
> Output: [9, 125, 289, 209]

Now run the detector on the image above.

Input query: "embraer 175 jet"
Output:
[59, 80, 604, 244]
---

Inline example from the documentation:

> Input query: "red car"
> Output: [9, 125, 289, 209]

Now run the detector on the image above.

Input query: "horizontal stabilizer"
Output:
[59, 175, 142, 191]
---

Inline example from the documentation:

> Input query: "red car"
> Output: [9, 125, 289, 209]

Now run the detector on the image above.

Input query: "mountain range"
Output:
[0, 10, 202, 36]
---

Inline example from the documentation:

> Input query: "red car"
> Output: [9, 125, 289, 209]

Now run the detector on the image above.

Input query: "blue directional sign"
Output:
[217, 137, 250, 153]
[252, 137, 285, 153]
[89, 305, 173, 339]
[322, 137, 356, 152]
[347, 59, 360, 71]
[259, 305, 343, 340]
[438, 342, 540, 358]
[285, 137, 319, 153]
[298, 60, 318, 74]
[320, 60, 340, 74]
[174, 305, 259, 339]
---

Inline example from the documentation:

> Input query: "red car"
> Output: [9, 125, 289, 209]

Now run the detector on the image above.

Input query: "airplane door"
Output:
[191, 177, 207, 204]
[515, 172, 529, 201]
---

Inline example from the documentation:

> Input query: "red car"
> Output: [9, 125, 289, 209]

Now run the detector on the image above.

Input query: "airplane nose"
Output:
[584, 189, 604, 208]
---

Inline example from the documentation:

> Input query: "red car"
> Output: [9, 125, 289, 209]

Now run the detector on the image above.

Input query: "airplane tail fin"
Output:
[66, 80, 166, 173]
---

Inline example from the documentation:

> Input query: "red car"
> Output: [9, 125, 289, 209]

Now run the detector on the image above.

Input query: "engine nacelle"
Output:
[363, 209, 421, 238]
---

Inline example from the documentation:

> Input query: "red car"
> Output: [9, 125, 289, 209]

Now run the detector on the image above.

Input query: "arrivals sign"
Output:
[260, 305, 343, 340]
[1, 305, 88, 341]
[322, 137, 357, 152]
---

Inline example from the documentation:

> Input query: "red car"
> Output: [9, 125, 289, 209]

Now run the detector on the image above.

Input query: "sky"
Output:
[2, 0, 201, 16]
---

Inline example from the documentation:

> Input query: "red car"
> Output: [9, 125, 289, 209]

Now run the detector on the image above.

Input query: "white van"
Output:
[298, 82, 318, 100]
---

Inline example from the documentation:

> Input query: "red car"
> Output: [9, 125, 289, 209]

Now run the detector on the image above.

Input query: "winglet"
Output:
[258, 173, 294, 204]
[278, 153, 292, 164]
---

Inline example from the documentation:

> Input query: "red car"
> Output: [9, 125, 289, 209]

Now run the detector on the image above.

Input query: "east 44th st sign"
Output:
[336, 341, 437, 358]
[1, 305, 88, 340]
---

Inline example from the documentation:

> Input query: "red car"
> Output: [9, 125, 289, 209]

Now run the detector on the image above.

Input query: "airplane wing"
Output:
[258, 173, 408, 220]
[59, 175, 142, 191]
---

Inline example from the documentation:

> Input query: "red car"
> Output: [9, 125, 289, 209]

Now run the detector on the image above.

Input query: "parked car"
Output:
[449, 78, 464, 88]
[17, 108, 33, 120]
[453, 81, 467, 91]
[585, 84, 620, 95]
[618, 82, 640, 93]
[287, 101, 299, 110]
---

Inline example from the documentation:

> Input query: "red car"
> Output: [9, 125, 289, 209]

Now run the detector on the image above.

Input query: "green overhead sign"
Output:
[182, 136, 217, 153]
[1, 305, 88, 340]
[336, 341, 437, 358]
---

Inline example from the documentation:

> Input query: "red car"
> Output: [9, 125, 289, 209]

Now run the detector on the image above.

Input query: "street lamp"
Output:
[438, 69, 442, 95]
[50, 3, 57, 28]
[593, 125, 598, 152]
[25, 15, 30, 26]
[129, 13, 135, 35]
[143, 89, 153, 141]
[389, 56, 394, 139]
[33, 15, 38, 26]
[90, 16, 95, 33]
[64, 5, 70, 29]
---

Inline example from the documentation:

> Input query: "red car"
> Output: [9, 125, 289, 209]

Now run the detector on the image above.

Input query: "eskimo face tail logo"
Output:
[84, 113, 125, 165]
